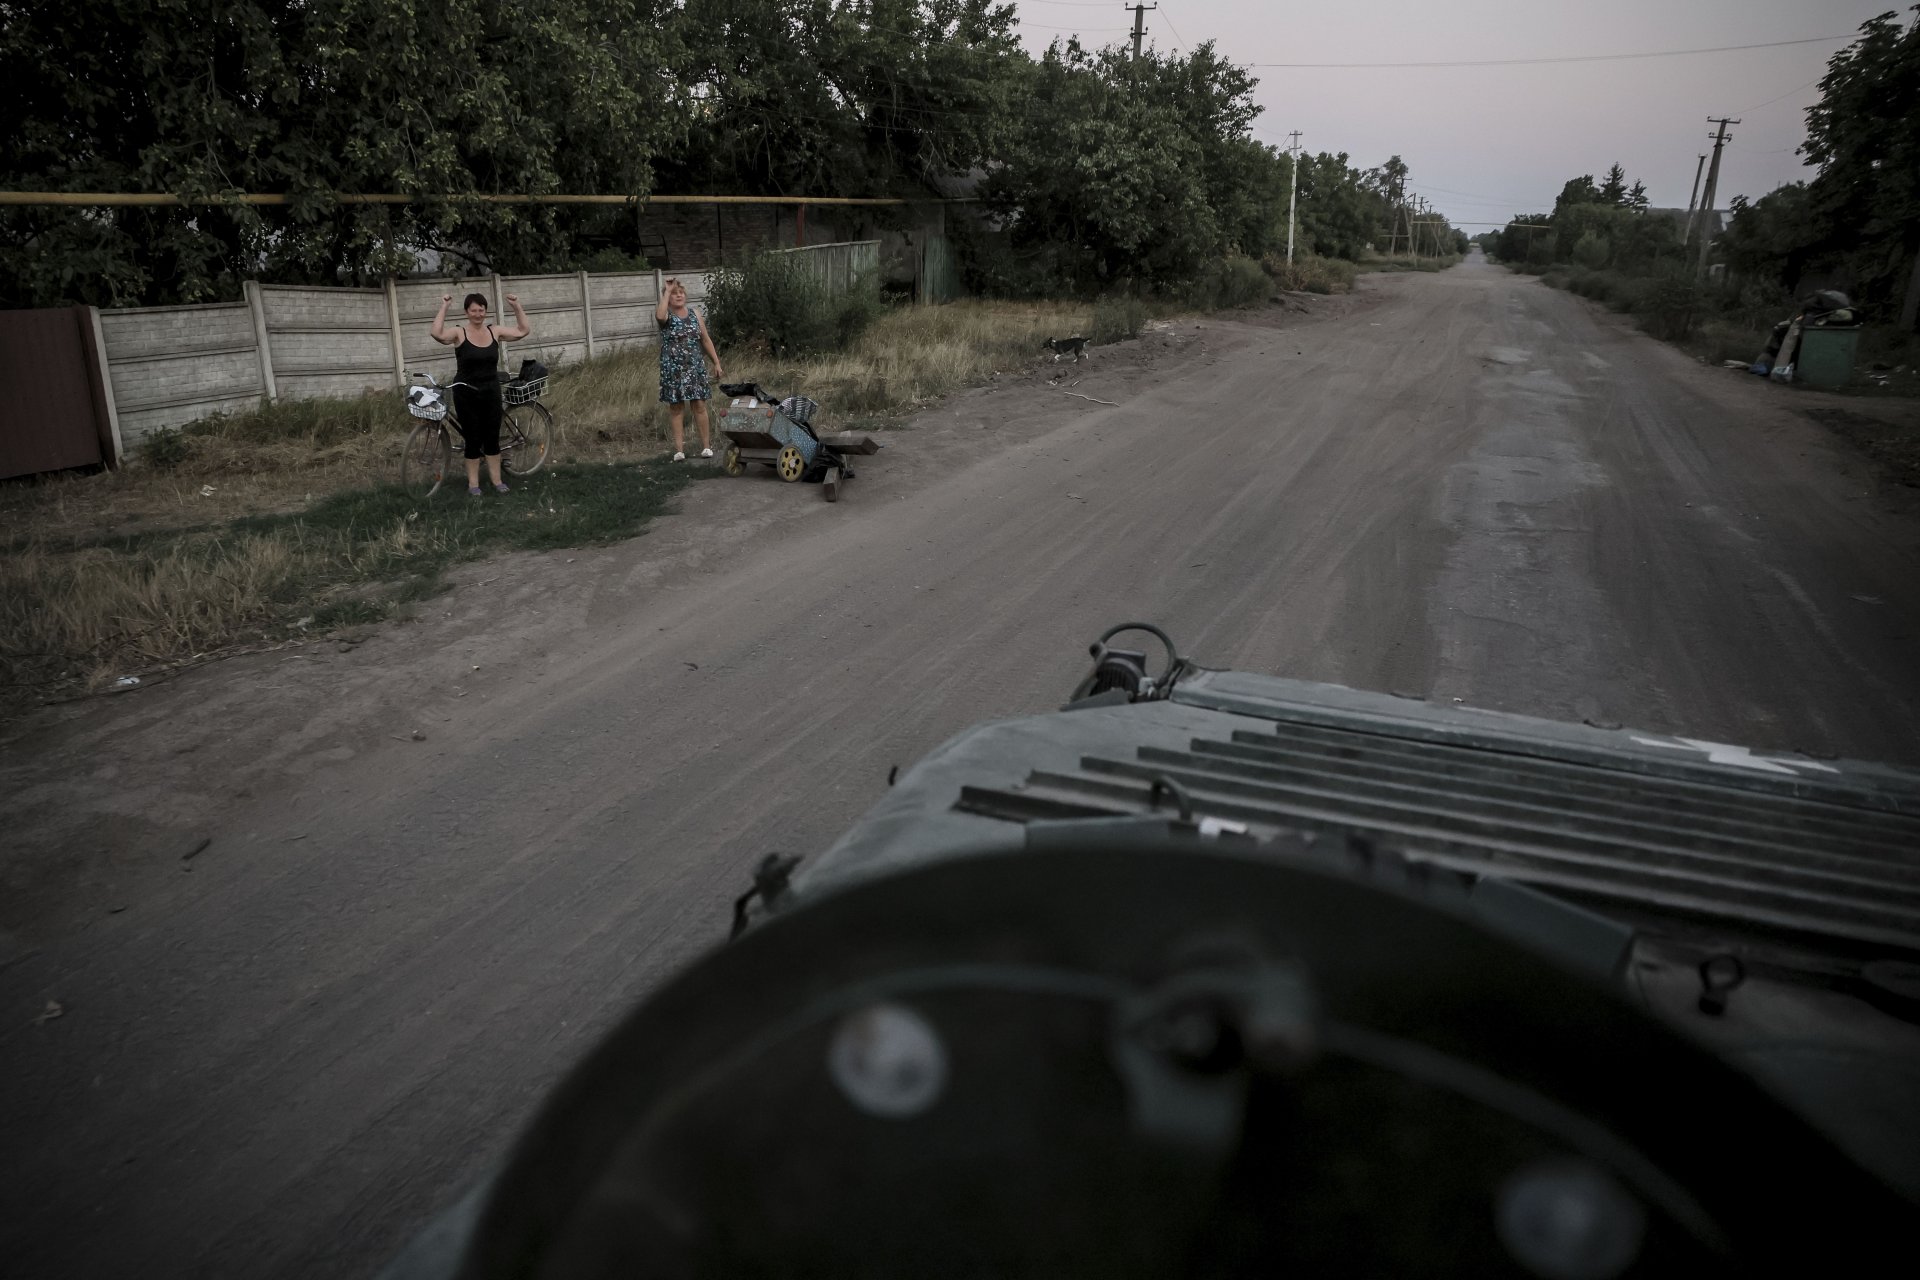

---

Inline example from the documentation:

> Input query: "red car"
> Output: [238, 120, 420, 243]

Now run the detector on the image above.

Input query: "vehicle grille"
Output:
[954, 718, 1920, 954]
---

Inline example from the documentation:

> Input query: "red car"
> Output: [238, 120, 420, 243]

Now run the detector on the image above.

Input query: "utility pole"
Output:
[1681, 153, 1707, 247]
[1285, 130, 1302, 263]
[1125, 3, 1156, 60]
[1694, 118, 1738, 281]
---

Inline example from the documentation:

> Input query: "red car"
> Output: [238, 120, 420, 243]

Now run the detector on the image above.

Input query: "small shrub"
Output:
[1265, 254, 1357, 295]
[140, 427, 192, 469]
[576, 247, 652, 274]
[1572, 232, 1612, 271]
[1090, 293, 1148, 344]
[704, 250, 881, 356]
[1640, 275, 1705, 341]
[1187, 255, 1270, 309]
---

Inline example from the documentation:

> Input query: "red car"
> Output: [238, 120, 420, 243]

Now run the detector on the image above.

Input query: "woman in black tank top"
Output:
[431, 290, 534, 494]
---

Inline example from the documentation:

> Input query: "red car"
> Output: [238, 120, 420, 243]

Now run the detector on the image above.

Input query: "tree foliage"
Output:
[1, 1, 1449, 307]
[1796, 5, 1920, 317]
[0, 0, 686, 306]
[978, 38, 1277, 291]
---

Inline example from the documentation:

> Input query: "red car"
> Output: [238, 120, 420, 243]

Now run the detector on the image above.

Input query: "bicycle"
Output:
[400, 370, 555, 497]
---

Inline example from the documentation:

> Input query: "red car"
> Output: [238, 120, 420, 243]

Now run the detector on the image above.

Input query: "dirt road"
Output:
[4, 254, 1918, 1278]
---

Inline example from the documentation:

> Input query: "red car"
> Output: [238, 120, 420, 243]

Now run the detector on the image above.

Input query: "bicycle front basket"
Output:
[407, 386, 448, 421]
[503, 376, 548, 406]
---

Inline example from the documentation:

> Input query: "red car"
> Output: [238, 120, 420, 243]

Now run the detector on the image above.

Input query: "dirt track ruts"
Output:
[3, 253, 1918, 1278]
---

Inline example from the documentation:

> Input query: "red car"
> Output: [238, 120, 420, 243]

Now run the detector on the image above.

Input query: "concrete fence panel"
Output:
[93, 261, 803, 445]
[260, 284, 394, 403]
[99, 303, 262, 444]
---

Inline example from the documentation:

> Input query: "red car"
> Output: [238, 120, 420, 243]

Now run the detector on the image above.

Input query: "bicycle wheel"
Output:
[502, 402, 555, 476]
[400, 421, 455, 497]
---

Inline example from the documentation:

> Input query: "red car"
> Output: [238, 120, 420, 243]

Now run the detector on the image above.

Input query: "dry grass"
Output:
[0, 299, 1095, 704]
[1358, 252, 1464, 274]
[551, 297, 1094, 441]
[1263, 255, 1359, 295]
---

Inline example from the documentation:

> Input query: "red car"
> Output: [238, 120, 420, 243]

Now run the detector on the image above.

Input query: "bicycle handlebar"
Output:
[406, 371, 478, 392]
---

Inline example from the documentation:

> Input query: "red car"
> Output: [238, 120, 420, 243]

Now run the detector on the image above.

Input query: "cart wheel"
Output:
[823, 467, 841, 503]
[776, 446, 806, 482]
[722, 446, 744, 476]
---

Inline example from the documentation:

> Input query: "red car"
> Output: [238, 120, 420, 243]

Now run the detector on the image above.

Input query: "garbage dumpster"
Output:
[1796, 326, 1863, 390]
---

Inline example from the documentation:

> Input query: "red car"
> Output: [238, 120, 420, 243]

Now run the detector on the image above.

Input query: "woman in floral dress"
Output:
[654, 278, 725, 461]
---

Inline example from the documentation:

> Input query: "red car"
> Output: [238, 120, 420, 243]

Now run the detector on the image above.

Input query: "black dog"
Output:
[1044, 335, 1090, 363]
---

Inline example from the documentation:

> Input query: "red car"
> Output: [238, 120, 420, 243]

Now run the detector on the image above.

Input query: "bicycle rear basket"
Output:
[406, 386, 448, 421]
[504, 376, 548, 406]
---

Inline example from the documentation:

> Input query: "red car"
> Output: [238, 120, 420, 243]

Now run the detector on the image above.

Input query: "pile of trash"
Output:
[1746, 289, 1854, 384]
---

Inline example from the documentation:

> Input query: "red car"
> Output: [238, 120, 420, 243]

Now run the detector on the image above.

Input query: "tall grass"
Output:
[1, 462, 694, 697]
[1358, 252, 1464, 274]
[1264, 254, 1358, 295]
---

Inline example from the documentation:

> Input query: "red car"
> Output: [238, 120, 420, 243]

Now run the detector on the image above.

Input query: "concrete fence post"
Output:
[384, 277, 407, 386]
[579, 270, 595, 360]
[491, 272, 508, 363]
[242, 280, 277, 403]
[86, 305, 125, 466]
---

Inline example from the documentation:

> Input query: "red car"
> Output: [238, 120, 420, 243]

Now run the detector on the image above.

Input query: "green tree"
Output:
[979, 38, 1276, 290]
[1295, 152, 1393, 260]
[1802, 6, 1920, 321]
[0, 0, 686, 307]
[660, 0, 1022, 201]
[1598, 163, 1628, 205]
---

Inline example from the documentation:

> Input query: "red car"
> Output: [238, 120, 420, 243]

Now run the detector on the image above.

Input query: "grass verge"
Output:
[1263, 254, 1359, 295]
[2, 461, 694, 699]
[0, 299, 1097, 704]
[1358, 253, 1464, 274]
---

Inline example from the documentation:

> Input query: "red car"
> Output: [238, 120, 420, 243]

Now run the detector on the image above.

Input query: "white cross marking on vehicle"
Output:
[1629, 736, 1840, 776]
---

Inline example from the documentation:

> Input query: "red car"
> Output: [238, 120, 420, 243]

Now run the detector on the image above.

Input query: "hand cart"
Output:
[715, 381, 882, 503]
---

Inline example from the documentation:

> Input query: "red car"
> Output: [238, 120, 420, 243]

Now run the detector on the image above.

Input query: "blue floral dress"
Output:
[657, 306, 711, 404]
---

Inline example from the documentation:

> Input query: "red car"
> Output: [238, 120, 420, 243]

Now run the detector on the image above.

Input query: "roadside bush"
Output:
[1265, 254, 1358, 294]
[576, 247, 652, 274]
[1572, 232, 1611, 270]
[140, 427, 192, 469]
[1186, 255, 1270, 309]
[704, 250, 882, 357]
[1640, 274, 1704, 341]
[1091, 293, 1148, 344]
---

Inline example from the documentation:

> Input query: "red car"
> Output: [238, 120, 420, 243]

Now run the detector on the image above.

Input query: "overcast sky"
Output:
[1008, 0, 1891, 226]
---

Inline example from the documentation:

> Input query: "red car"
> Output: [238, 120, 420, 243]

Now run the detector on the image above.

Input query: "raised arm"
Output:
[655, 279, 676, 325]
[495, 293, 532, 341]
[429, 294, 458, 345]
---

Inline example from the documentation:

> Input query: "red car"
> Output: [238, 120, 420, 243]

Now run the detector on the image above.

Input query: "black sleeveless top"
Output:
[455, 326, 500, 386]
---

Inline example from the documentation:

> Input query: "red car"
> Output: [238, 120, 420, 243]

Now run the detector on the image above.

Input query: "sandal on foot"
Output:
[698, 447, 713, 459]
[468, 485, 483, 496]
[672, 451, 686, 462]
[493, 482, 510, 494]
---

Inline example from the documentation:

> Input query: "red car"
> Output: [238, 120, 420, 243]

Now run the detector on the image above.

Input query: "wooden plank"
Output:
[823, 466, 841, 503]
[818, 431, 882, 455]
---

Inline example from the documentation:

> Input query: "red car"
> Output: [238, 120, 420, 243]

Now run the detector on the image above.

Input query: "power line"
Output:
[1734, 76, 1824, 114]
[1246, 35, 1848, 70]
[1158, 6, 1192, 54]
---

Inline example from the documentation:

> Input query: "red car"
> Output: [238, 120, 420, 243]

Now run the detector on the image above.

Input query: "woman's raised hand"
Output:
[505, 293, 519, 306]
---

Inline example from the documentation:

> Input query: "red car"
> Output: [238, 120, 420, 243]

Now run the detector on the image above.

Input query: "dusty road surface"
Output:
[5, 252, 1919, 1278]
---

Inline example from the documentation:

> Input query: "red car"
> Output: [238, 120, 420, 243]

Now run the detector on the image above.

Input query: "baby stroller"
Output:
[714, 381, 882, 504]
